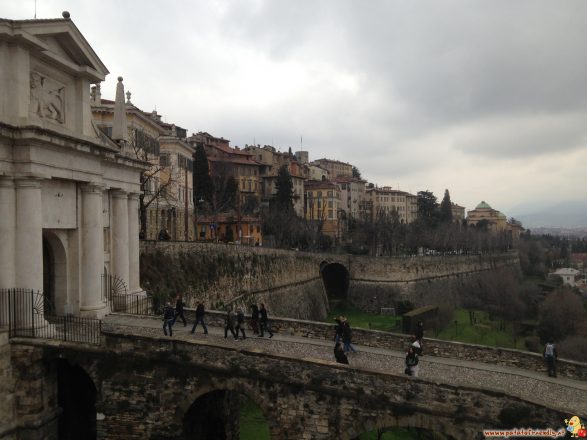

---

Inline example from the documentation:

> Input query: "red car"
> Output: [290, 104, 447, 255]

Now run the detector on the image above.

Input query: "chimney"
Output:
[112, 77, 128, 142]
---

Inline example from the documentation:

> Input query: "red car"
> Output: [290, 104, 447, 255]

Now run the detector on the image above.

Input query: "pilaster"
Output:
[0, 178, 15, 289]
[127, 192, 142, 294]
[111, 190, 129, 291]
[15, 177, 43, 291]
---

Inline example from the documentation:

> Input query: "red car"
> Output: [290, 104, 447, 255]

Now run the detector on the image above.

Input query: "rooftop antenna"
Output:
[300, 135, 303, 149]
[34, 0, 37, 18]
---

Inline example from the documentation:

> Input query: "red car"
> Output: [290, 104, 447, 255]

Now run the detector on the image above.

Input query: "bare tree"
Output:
[128, 127, 181, 238]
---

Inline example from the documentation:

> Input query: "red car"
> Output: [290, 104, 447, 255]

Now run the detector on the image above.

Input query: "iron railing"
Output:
[0, 288, 101, 345]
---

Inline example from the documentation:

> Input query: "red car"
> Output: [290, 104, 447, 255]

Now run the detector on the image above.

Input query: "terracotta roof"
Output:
[208, 156, 260, 166]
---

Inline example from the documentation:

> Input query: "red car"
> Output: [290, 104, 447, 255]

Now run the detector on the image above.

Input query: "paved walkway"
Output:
[103, 313, 587, 416]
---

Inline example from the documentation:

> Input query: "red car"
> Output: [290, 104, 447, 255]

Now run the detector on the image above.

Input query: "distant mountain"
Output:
[512, 200, 587, 229]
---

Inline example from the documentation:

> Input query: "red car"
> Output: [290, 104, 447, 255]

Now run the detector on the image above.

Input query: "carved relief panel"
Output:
[29, 71, 66, 124]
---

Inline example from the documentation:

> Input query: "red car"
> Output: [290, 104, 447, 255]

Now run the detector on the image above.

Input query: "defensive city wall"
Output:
[140, 241, 521, 319]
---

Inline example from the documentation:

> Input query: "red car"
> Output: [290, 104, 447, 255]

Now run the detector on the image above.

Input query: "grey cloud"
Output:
[453, 113, 587, 158]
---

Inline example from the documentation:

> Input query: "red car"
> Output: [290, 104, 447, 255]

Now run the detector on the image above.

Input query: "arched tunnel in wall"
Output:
[320, 261, 350, 301]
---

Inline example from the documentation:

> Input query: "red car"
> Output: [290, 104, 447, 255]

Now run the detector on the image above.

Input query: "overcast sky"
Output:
[4, 0, 587, 215]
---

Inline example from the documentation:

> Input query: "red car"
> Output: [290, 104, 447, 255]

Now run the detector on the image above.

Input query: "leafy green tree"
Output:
[352, 166, 362, 179]
[273, 165, 294, 211]
[439, 189, 453, 223]
[417, 190, 439, 228]
[193, 144, 213, 205]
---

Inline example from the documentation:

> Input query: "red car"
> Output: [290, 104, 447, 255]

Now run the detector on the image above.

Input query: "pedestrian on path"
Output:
[415, 321, 424, 344]
[334, 342, 349, 364]
[191, 302, 208, 334]
[224, 309, 237, 339]
[333, 316, 344, 343]
[342, 319, 356, 353]
[411, 335, 423, 356]
[162, 301, 175, 337]
[259, 303, 273, 338]
[250, 304, 260, 335]
[172, 294, 187, 326]
[235, 308, 247, 340]
[544, 340, 557, 378]
[405, 346, 419, 377]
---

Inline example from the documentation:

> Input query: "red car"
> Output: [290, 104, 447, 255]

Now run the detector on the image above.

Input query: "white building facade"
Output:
[0, 14, 145, 317]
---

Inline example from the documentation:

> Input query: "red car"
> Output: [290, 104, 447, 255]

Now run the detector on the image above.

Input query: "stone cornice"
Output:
[0, 121, 149, 172]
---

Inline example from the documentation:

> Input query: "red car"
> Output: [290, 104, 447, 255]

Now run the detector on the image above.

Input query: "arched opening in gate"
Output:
[321, 262, 350, 301]
[42, 231, 67, 314]
[183, 391, 270, 440]
[57, 359, 97, 440]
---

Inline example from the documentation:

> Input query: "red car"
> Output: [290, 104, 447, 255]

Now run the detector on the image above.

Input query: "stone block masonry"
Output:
[140, 242, 521, 320]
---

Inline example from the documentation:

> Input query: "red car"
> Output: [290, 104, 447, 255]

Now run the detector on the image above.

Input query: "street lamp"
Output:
[194, 195, 204, 241]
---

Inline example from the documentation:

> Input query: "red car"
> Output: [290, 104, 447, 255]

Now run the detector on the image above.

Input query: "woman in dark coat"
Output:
[405, 346, 419, 377]
[342, 320, 356, 353]
[334, 342, 349, 364]
[172, 294, 186, 326]
[250, 304, 260, 335]
[259, 303, 274, 338]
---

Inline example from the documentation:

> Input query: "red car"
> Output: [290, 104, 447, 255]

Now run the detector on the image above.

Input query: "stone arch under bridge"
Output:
[23, 332, 567, 440]
[320, 260, 350, 300]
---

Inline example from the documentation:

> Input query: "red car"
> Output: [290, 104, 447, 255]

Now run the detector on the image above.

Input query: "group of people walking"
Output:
[162, 295, 274, 340]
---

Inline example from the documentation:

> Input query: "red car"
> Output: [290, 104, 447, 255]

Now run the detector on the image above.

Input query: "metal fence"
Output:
[0, 288, 101, 345]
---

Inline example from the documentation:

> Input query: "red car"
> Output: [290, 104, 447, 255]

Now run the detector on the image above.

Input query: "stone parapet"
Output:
[181, 309, 587, 381]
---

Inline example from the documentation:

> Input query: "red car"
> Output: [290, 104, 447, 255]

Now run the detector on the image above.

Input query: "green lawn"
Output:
[435, 309, 527, 350]
[239, 396, 270, 440]
[327, 303, 529, 350]
[327, 303, 401, 332]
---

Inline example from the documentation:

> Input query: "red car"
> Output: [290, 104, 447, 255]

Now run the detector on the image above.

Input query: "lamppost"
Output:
[184, 166, 189, 241]
[194, 195, 204, 241]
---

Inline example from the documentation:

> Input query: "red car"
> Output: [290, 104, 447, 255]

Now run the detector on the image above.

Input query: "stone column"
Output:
[0, 178, 15, 289]
[111, 190, 129, 291]
[80, 183, 106, 316]
[15, 178, 43, 291]
[0, 178, 15, 326]
[127, 193, 142, 294]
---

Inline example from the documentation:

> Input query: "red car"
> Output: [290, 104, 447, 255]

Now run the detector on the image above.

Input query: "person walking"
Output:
[333, 316, 344, 344]
[235, 308, 247, 340]
[411, 335, 422, 356]
[191, 302, 208, 334]
[544, 340, 557, 377]
[224, 309, 237, 339]
[415, 321, 424, 344]
[250, 304, 260, 335]
[259, 303, 273, 338]
[162, 301, 175, 337]
[172, 294, 187, 327]
[334, 342, 349, 364]
[342, 319, 356, 353]
[405, 346, 419, 377]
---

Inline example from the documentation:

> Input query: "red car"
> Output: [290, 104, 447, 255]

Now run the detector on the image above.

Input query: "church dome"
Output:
[475, 201, 492, 209]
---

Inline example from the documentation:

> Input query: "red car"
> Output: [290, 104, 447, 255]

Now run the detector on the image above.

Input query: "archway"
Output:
[183, 390, 270, 440]
[42, 231, 67, 314]
[321, 262, 350, 300]
[57, 359, 97, 440]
